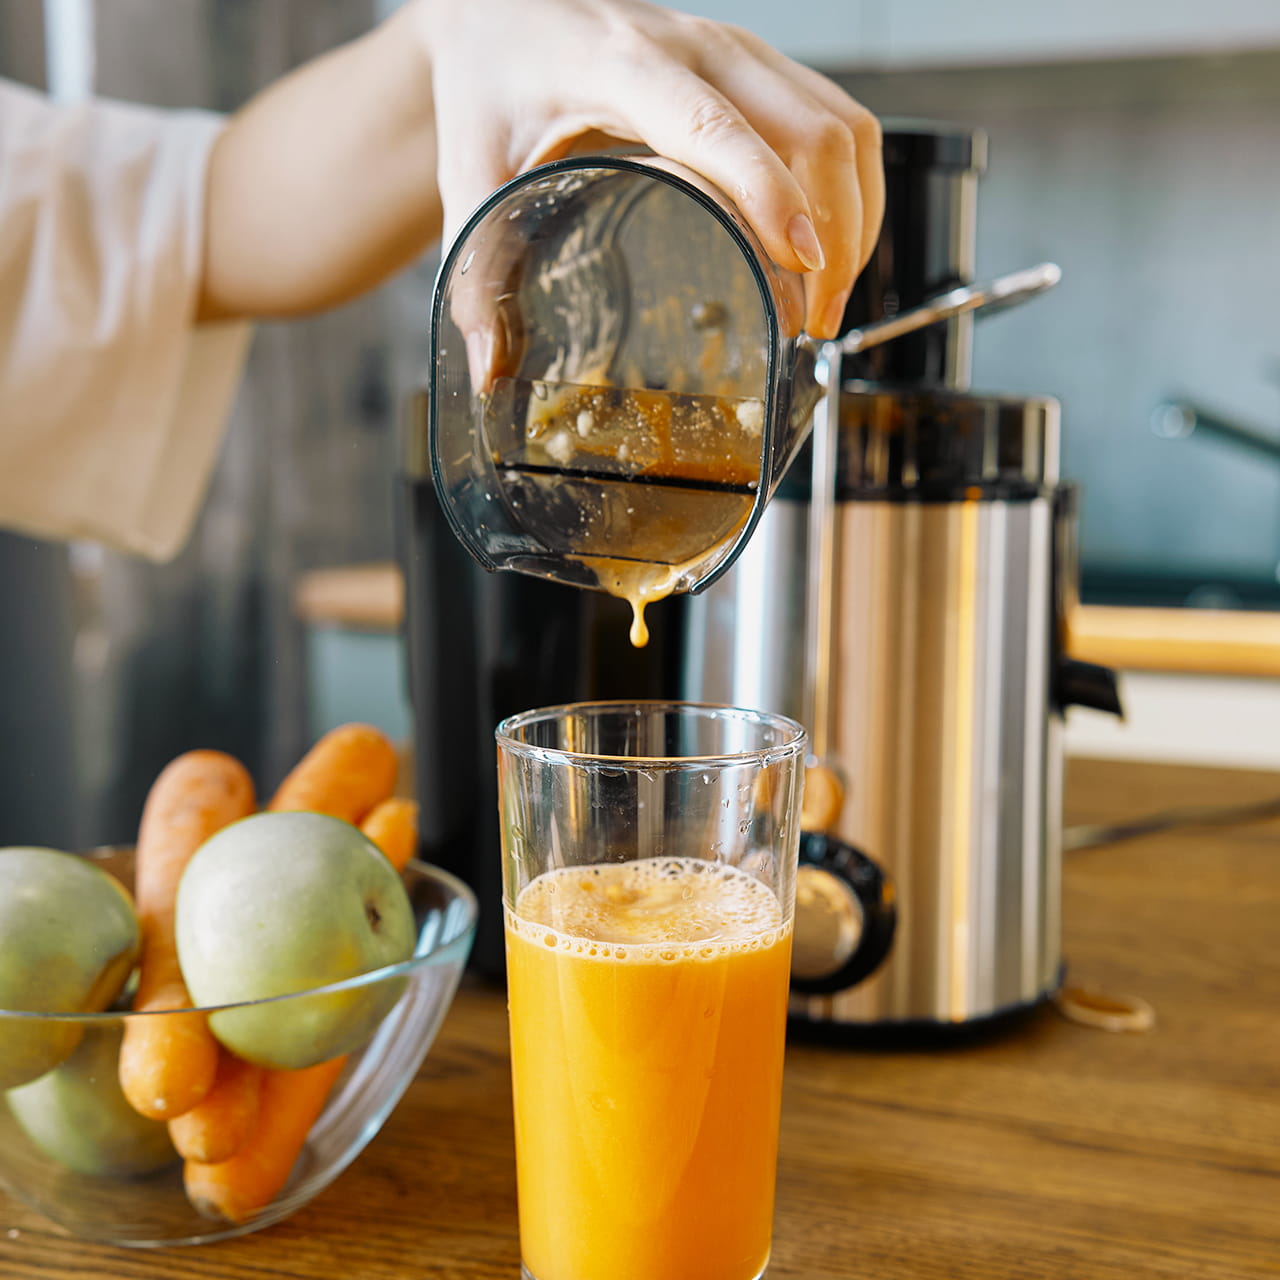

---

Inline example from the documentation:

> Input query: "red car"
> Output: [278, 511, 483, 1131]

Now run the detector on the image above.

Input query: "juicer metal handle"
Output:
[803, 342, 844, 761]
[790, 343, 899, 998]
[798, 262, 1062, 359]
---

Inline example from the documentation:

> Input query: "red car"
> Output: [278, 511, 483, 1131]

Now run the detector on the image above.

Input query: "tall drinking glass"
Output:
[496, 700, 806, 1280]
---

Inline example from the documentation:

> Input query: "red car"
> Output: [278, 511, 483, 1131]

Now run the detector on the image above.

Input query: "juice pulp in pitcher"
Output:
[505, 857, 793, 1280]
[485, 378, 765, 645]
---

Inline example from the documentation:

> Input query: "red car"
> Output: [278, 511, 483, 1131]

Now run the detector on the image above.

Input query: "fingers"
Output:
[431, 124, 525, 389]
[734, 28, 886, 271]
[414, 0, 885, 344]
[431, 98, 511, 256]
[569, 14, 884, 339]
[693, 21, 885, 337]
[583, 41, 822, 277]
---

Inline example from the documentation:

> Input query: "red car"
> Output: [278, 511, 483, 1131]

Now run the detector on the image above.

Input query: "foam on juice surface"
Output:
[508, 857, 785, 961]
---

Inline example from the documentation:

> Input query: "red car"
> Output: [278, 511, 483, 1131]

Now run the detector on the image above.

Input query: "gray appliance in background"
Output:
[685, 123, 1123, 1033]
[0, 1, 415, 848]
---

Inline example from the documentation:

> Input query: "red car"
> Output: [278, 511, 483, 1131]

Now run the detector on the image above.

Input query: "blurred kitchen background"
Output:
[1, 0, 1277, 850]
[0, 0, 428, 850]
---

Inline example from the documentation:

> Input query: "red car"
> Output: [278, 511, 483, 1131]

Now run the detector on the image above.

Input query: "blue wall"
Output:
[841, 51, 1280, 606]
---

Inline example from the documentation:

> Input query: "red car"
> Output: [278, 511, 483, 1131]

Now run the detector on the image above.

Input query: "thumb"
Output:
[436, 140, 524, 392]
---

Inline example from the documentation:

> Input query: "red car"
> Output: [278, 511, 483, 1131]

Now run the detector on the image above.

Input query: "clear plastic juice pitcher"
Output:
[428, 155, 821, 608]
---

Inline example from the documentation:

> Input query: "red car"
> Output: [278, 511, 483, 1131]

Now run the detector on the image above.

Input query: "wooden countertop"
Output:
[4, 758, 1278, 1278]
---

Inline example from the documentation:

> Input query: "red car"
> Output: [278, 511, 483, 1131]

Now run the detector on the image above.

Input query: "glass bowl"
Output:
[0, 846, 477, 1247]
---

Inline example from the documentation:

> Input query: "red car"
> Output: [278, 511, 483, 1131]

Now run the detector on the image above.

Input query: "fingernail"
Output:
[787, 213, 825, 272]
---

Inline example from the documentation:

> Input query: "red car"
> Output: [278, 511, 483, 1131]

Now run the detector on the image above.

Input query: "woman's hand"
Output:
[200, 0, 883, 339]
[409, 0, 882, 339]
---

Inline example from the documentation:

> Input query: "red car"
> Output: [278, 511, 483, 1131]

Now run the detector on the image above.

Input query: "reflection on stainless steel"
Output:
[686, 389, 1069, 1026]
[836, 500, 1056, 1023]
[791, 866, 863, 982]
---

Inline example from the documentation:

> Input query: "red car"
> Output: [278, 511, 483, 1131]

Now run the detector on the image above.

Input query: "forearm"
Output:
[195, 0, 882, 336]
[197, 9, 441, 323]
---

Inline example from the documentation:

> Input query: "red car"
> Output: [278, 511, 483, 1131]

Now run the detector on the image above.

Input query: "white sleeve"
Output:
[0, 78, 251, 561]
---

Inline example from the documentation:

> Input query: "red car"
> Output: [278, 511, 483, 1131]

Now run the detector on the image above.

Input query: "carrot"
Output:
[120, 750, 256, 1121]
[267, 723, 398, 824]
[183, 1055, 347, 1223]
[168, 1046, 264, 1164]
[359, 796, 419, 873]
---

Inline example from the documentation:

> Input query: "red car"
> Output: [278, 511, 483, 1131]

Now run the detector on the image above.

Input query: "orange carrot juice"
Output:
[505, 856, 793, 1280]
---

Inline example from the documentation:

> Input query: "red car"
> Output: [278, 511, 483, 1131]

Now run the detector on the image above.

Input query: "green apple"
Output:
[0, 848, 140, 1089]
[175, 811, 416, 1071]
[6, 1021, 177, 1178]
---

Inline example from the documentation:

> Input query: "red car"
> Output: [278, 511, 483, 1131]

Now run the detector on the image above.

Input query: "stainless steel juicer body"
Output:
[401, 120, 1121, 1016]
[670, 122, 1120, 1033]
[684, 387, 1091, 1028]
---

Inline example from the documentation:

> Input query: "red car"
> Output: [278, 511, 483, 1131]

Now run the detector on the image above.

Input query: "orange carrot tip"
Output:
[360, 797, 419, 873]
[267, 724, 398, 824]
[169, 1048, 264, 1164]
[183, 1056, 347, 1223]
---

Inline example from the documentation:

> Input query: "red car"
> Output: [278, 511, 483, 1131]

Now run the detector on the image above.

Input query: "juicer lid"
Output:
[778, 384, 1061, 503]
[880, 118, 989, 174]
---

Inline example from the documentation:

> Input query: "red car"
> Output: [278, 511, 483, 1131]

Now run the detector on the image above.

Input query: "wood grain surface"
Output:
[1069, 604, 1280, 677]
[3, 757, 1277, 1278]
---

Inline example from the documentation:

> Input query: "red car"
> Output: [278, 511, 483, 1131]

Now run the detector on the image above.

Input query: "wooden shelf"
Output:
[1068, 603, 1280, 678]
[293, 563, 403, 633]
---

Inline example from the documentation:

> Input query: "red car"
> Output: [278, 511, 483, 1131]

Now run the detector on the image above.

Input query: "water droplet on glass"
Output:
[459, 250, 476, 275]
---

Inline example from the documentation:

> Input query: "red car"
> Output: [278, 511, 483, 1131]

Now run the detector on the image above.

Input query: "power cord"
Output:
[1064, 793, 1280, 852]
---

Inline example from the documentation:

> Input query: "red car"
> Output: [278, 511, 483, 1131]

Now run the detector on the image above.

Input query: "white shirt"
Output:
[0, 78, 250, 560]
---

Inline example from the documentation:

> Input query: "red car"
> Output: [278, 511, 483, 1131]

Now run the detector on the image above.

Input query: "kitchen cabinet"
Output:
[678, 0, 1280, 70]
[5, 757, 1278, 1278]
